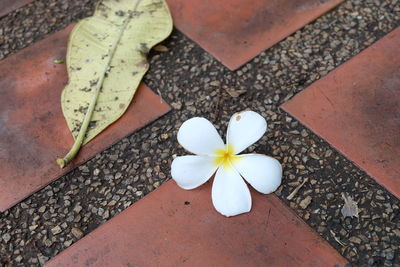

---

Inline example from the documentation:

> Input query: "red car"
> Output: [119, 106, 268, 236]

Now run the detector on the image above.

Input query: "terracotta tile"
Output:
[166, 0, 345, 70]
[0, 25, 171, 211]
[282, 28, 400, 198]
[0, 0, 34, 17]
[45, 180, 348, 267]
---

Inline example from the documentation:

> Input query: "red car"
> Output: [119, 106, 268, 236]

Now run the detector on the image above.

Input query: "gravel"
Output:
[0, 0, 399, 266]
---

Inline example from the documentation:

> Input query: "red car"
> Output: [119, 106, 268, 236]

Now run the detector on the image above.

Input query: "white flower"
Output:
[171, 110, 282, 217]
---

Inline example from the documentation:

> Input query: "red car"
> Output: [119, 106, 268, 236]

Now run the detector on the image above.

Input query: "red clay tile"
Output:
[45, 180, 348, 267]
[167, 0, 345, 70]
[282, 28, 400, 198]
[0, 25, 170, 211]
[0, 0, 34, 17]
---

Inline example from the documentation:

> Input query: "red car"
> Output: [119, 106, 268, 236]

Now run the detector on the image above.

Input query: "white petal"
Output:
[171, 155, 218, 190]
[233, 154, 282, 194]
[177, 117, 225, 156]
[211, 166, 251, 217]
[226, 111, 267, 154]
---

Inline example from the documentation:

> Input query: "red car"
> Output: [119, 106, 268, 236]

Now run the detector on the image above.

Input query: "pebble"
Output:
[15, 255, 23, 263]
[64, 240, 73, 247]
[299, 196, 312, 209]
[107, 200, 117, 206]
[71, 228, 84, 239]
[2, 233, 11, 243]
[349, 236, 362, 244]
[29, 225, 38, 231]
[51, 226, 62, 235]
[73, 205, 83, 213]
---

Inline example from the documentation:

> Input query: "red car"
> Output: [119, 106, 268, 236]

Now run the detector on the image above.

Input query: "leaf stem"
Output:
[56, 9, 136, 168]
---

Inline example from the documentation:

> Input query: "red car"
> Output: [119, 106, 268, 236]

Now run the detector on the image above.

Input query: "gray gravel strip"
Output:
[1, 0, 399, 266]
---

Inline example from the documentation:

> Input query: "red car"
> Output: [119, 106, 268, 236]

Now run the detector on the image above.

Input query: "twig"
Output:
[157, 89, 163, 103]
[287, 178, 308, 200]
[330, 230, 346, 246]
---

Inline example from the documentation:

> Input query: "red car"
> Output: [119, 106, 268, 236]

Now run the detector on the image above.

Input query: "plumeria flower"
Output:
[171, 111, 282, 217]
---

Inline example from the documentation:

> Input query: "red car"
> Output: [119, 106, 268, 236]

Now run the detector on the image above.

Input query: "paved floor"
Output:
[0, 26, 170, 211]
[0, 0, 399, 266]
[283, 28, 400, 199]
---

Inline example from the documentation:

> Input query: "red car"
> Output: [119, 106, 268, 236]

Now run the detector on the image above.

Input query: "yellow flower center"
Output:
[213, 145, 240, 169]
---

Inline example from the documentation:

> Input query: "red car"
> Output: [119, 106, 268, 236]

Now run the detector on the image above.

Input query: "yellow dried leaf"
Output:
[56, 0, 173, 168]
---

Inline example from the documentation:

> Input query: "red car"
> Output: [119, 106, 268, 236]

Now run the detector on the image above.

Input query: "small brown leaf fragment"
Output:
[153, 44, 169, 52]
[225, 88, 246, 98]
[341, 193, 359, 218]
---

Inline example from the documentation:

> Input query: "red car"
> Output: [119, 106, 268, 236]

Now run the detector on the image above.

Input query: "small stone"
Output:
[171, 102, 182, 110]
[393, 229, 400, 237]
[309, 152, 320, 160]
[325, 150, 333, 157]
[29, 225, 38, 231]
[20, 202, 28, 209]
[327, 193, 334, 200]
[15, 255, 23, 262]
[98, 207, 104, 216]
[209, 81, 220, 86]
[38, 255, 49, 265]
[64, 239, 73, 247]
[349, 236, 362, 244]
[299, 196, 312, 209]
[2, 233, 11, 243]
[71, 228, 83, 239]
[93, 168, 100, 176]
[386, 251, 395, 261]
[51, 226, 62, 235]
[44, 238, 53, 247]
[38, 206, 46, 213]
[73, 205, 82, 213]
[102, 209, 110, 219]
[296, 165, 305, 170]
[107, 200, 117, 206]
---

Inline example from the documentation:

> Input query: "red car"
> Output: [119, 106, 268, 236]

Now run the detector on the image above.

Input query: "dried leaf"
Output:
[341, 193, 359, 218]
[153, 44, 169, 52]
[56, 0, 173, 168]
